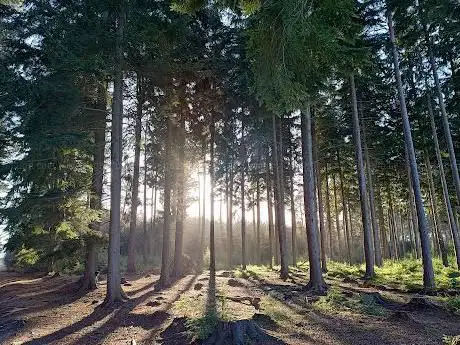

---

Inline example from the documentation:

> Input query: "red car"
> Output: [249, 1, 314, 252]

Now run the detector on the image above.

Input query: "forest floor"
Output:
[2, 262, 460, 345]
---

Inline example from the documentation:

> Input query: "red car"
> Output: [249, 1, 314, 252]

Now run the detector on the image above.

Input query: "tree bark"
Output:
[143, 124, 149, 264]
[81, 82, 106, 292]
[227, 161, 233, 268]
[105, 2, 127, 304]
[361, 113, 383, 267]
[172, 118, 186, 277]
[425, 152, 449, 266]
[199, 139, 207, 271]
[272, 114, 288, 279]
[427, 95, 460, 269]
[241, 118, 247, 270]
[313, 126, 327, 272]
[301, 104, 327, 292]
[350, 74, 374, 278]
[127, 74, 143, 273]
[289, 155, 297, 266]
[387, 9, 435, 289]
[209, 117, 216, 288]
[159, 115, 173, 288]
[256, 174, 261, 265]
[325, 161, 334, 260]
[338, 150, 352, 264]
[266, 149, 274, 268]
[332, 172, 342, 261]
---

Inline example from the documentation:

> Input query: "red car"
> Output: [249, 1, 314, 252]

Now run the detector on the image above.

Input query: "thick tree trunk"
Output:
[425, 152, 449, 267]
[361, 114, 383, 267]
[159, 116, 173, 288]
[272, 114, 288, 279]
[105, 3, 127, 305]
[313, 127, 327, 272]
[338, 150, 352, 264]
[301, 105, 327, 292]
[127, 74, 143, 273]
[427, 95, 460, 269]
[350, 74, 374, 278]
[172, 118, 186, 277]
[388, 9, 435, 289]
[289, 155, 297, 266]
[266, 149, 274, 268]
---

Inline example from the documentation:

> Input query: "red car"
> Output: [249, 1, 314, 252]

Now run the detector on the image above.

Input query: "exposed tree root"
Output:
[201, 319, 285, 345]
[305, 280, 328, 295]
[365, 292, 447, 313]
[216, 295, 261, 310]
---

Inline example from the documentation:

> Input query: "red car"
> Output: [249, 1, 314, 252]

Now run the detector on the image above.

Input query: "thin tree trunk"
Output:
[81, 83, 106, 292]
[105, 3, 126, 304]
[375, 186, 389, 259]
[338, 150, 352, 264]
[227, 161, 233, 268]
[325, 161, 334, 260]
[361, 112, 383, 267]
[426, 32, 460, 210]
[289, 155, 297, 266]
[388, 9, 435, 289]
[127, 74, 143, 273]
[301, 105, 327, 292]
[425, 152, 449, 266]
[272, 114, 288, 279]
[332, 172, 342, 261]
[266, 149, 274, 268]
[241, 118, 247, 270]
[256, 175, 261, 265]
[405, 145, 420, 259]
[313, 126, 327, 272]
[350, 74, 374, 278]
[159, 115, 173, 288]
[172, 118, 185, 277]
[143, 124, 148, 264]
[199, 139, 207, 271]
[207, 116, 217, 314]
[427, 97, 460, 268]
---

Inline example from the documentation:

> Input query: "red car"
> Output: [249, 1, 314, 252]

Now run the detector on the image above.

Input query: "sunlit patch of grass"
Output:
[313, 287, 388, 317]
[261, 295, 302, 325]
[324, 258, 460, 291]
[436, 296, 460, 314]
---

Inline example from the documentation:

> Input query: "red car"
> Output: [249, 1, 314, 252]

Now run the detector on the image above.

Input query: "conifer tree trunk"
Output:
[301, 104, 327, 292]
[159, 115, 173, 288]
[227, 161, 233, 268]
[361, 114, 383, 267]
[388, 9, 435, 289]
[266, 149, 274, 268]
[375, 187, 389, 259]
[209, 117, 216, 297]
[338, 151, 352, 264]
[425, 152, 449, 266]
[272, 114, 288, 279]
[426, 34, 460, 210]
[325, 162, 334, 260]
[172, 118, 185, 277]
[241, 119, 247, 270]
[81, 83, 106, 292]
[350, 74, 374, 278]
[332, 173, 342, 261]
[105, 2, 127, 304]
[127, 74, 143, 273]
[313, 128, 327, 272]
[143, 124, 148, 264]
[289, 155, 297, 266]
[256, 175, 261, 265]
[427, 95, 460, 269]
[199, 139, 207, 271]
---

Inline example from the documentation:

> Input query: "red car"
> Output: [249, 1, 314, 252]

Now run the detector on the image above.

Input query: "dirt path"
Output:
[1, 269, 460, 344]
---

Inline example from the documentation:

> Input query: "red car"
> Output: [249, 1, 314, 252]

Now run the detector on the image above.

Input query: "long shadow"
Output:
[75, 274, 199, 345]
